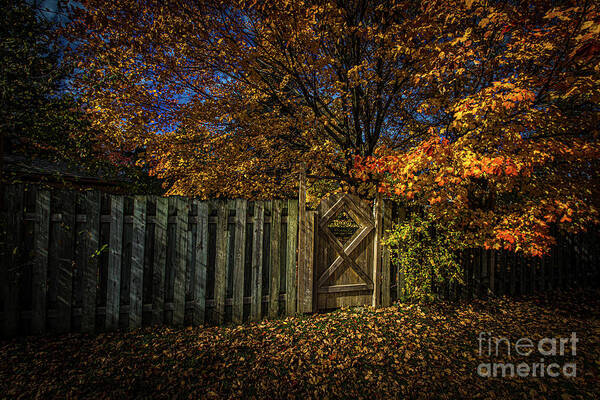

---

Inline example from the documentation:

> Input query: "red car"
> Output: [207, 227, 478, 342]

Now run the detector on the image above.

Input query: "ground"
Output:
[1, 290, 599, 399]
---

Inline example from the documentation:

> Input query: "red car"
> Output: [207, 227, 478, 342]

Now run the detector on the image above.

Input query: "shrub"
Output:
[385, 212, 464, 302]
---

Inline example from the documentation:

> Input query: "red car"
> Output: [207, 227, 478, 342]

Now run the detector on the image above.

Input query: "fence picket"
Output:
[232, 199, 247, 324]
[193, 200, 208, 325]
[269, 200, 282, 318]
[286, 199, 298, 315]
[531, 253, 536, 293]
[106, 195, 123, 331]
[2, 184, 23, 337]
[55, 191, 75, 333]
[152, 197, 168, 325]
[519, 253, 525, 295]
[303, 211, 316, 313]
[80, 191, 99, 333]
[31, 188, 50, 334]
[250, 202, 264, 321]
[119, 198, 133, 329]
[128, 196, 146, 329]
[214, 201, 228, 324]
[372, 193, 383, 307]
[173, 197, 188, 325]
[381, 200, 392, 307]
[498, 250, 506, 296]
[489, 251, 495, 296]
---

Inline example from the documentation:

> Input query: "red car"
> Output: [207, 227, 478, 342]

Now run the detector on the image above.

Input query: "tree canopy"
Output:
[67, 0, 599, 253]
[65, 0, 486, 196]
[0, 0, 164, 194]
[353, 0, 600, 255]
[1, 0, 83, 168]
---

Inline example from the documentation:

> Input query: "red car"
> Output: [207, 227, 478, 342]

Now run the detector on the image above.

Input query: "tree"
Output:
[67, 0, 599, 253]
[354, 1, 600, 256]
[0, 0, 164, 194]
[66, 0, 482, 198]
[1, 0, 75, 176]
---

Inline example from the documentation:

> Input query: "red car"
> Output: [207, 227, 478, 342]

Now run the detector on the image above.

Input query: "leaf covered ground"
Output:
[1, 290, 599, 399]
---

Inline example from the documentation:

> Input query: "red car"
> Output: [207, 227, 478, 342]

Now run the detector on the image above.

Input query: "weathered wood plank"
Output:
[530, 251, 536, 293]
[381, 200, 392, 307]
[520, 252, 526, 294]
[31, 188, 50, 334]
[297, 166, 307, 314]
[106, 195, 123, 331]
[558, 239, 565, 289]
[184, 204, 194, 324]
[480, 249, 489, 298]
[225, 203, 234, 320]
[479, 249, 490, 298]
[119, 198, 133, 329]
[395, 207, 407, 302]
[56, 191, 75, 333]
[510, 250, 517, 295]
[318, 197, 346, 228]
[184, 204, 195, 324]
[2, 184, 23, 337]
[164, 198, 176, 324]
[152, 197, 168, 325]
[269, 200, 282, 318]
[96, 194, 110, 328]
[539, 253, 546, 291]
[467, 249, 474, 298]
[250, 202, 264, 321]
[318, 283, 371, 293]
[192, 200, 208, 325]
[343, 195, 375, 228]
[214, 201, 228, 324]
[303, 211, 316, 313]
[286, 199, 298, 316]
[80, 191, 99, 333]
[489, 251, 496, 295]
[128, 196, 146, 329]
[372, 193, 383, 307]
[232, 199, 247, 324]
[473, 248, 481, 297]
[316, 225, 373, 288]
[173, 197, 188, 325]
[498, 250, 506, 296]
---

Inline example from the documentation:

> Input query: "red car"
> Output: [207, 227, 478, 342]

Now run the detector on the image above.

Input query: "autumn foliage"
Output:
[351, 1, 600, 256]
[354, 131, 599, 256]
[1, 290, 599, 399]
[65, 0, 600, 253]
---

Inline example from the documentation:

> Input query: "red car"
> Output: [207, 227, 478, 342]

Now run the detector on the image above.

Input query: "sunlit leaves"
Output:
[351, 1, 600, 256]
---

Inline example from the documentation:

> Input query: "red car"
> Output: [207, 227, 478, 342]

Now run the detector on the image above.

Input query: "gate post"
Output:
[381, 200, 392, 307]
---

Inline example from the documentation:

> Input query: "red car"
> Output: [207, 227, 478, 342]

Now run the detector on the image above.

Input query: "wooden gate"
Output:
[310, 193, 385, 311]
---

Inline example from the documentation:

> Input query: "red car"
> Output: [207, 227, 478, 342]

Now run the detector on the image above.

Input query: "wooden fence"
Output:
[1, 184, 598, 338]
[391, 233, 600, 302]
[1, 184, 298, 337]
